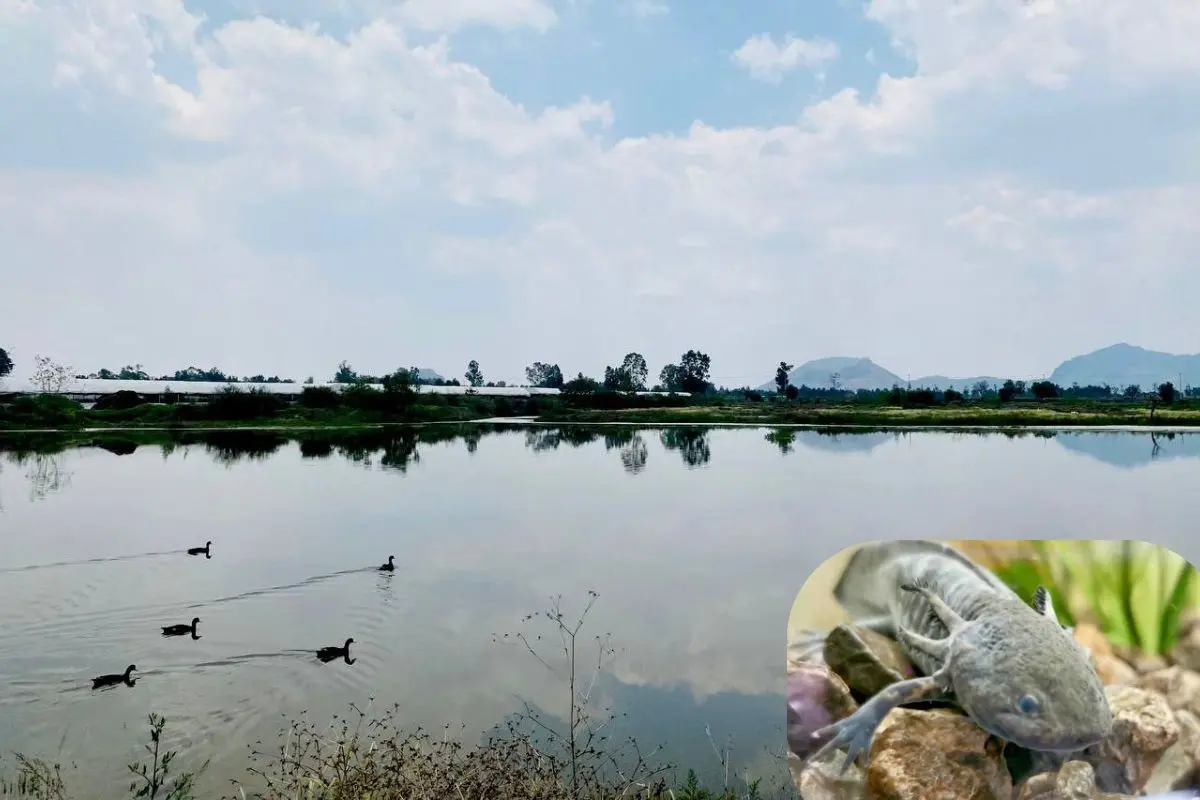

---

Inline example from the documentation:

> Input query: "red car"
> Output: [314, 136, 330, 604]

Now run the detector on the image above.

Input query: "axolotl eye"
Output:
[1017, 695, 1042, 714]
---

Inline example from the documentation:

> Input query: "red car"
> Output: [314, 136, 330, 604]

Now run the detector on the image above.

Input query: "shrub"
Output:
[299, 386, 342, 409]
[204, 386, 286, 421]
[91, 390, 145, 411]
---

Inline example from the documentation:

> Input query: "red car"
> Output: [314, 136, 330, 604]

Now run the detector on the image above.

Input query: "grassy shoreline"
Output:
[5, 401, 1200, 434]
[538, 403, 1200, 428]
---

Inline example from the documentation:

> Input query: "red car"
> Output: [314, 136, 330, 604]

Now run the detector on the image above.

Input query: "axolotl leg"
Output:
[808, 585, 966, 774]
[808, 667, 953, 773]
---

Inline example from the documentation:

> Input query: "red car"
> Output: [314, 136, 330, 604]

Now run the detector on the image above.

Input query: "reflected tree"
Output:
[765, 428, 796, 455]
[379, 433, 421, 473]
[463, 429, 483, 455]
[525, 427, 601, 453]
[619, 434, 648, 474]
[23, 451, 73, 501]
[299, 439, 335, 459]
[659, 427, 711, 468]
[525, 428, 563, 453]
[601, 429, 648, 474]
[203, 431, 287, 467]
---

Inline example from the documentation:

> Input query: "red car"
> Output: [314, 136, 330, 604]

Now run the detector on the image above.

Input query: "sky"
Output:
[2, 0, 1199, 387]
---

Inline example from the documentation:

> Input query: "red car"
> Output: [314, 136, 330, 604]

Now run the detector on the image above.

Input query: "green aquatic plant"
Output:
[985, 539, 1197, 656]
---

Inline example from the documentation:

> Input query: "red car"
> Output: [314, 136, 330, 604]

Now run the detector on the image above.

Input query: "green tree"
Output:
[1159, 381, 1177, 404]
[0, 347, 14, 378]
[619, 352, 648, 391]
[562, 372, 600, 393]
[465, 360, 484, 388]
[1030, 380, 1059, 400]
[775, 361, 793, 394]
[998, 379, 1018, 403]
[334, 361, 357, 383]
[525, 361, 564, 388]
[676, 349, 712, 393]
[785, 384, 799, 401]
[658, 363, 683, 392]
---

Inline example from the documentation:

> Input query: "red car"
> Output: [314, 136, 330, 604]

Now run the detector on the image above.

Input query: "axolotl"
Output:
[803, 540, 1113, 772]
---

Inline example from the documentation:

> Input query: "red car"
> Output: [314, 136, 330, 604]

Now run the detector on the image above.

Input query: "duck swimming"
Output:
[317, 638, 354, 663]
[92, 664, 136, 689]
[187, 541, 212, 557]
[379, 555, 395, 572]
[162, 617, 200, 637]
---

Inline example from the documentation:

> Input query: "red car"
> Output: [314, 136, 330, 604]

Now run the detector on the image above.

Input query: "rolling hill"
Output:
[1048, 343, 1200, 389]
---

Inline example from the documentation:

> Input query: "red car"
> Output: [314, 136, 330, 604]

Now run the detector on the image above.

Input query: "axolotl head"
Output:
[947, 591, 1112, 753]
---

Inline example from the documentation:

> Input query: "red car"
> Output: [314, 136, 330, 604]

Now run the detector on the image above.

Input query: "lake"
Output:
[2, 424, 1200, 798]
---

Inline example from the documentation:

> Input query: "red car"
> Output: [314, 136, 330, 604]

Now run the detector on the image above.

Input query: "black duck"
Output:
[162, 617, 200, 637]
[317, 637, 354, 663]
[187, 541, 212, 557]
[92, 664, 136, 689]
[379, 555, 395, 572]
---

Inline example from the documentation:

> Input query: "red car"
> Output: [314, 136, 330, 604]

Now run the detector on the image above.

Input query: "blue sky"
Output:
[2, 0, 1199, 387]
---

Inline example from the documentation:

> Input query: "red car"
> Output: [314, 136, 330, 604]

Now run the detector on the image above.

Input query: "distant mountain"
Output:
[757, 357, 1003, 393]
[755, 342, 1200, 395]
[1048, 343, 1200, 390]
[416, 368, 444, 383]
[756, 357, 903, 392]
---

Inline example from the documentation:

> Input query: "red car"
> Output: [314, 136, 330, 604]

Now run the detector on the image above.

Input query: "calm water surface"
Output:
[1, 425, 1199, 797]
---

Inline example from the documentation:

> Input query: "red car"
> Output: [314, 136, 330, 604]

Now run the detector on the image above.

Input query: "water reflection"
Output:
[5, 428, 1200, 496]
[2, 425, 1200, 798]
[660, 428, 712, 468]
[1056, 429, 1200, 468]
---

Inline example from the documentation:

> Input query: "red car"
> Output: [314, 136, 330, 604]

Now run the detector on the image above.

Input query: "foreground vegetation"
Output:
[0, 594, 787, 800]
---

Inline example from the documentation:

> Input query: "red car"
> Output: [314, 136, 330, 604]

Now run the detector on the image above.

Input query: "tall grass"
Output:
[981, 539, 1198, 655]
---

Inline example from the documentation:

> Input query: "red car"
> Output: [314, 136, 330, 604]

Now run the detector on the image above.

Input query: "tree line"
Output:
[3, 344, 1198, 402]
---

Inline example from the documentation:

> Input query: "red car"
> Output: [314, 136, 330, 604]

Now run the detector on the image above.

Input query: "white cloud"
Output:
[732, 33, 839, 84]
[2, 0, 1200, 385]
[627, 0, 669, 18]
[392, 0, 557, 33]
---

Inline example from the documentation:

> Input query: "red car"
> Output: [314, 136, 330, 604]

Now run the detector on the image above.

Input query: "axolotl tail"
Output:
[832, 539, 1016, 619]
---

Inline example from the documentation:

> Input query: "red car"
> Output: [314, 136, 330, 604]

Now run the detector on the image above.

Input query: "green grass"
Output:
[541, 402, 1200, 428]
[983, 540, 1199, 655]
[0, 393, 518, 433]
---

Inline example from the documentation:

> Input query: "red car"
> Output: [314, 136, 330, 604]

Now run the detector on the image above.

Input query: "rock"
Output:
[1055, 760, 1096, 800]
[1134, 653, 1172, 675]
[1015, 770, 1057, 800]
[787, 662, 858, 760]
[1082, 685, 1180, 795]
[1171, 624, 1200, 673]
[1143, 709, 1200, 794]
[864, 708, 1011, 800]
[1140, 666, 1200, 717]
[823, 624, 915, 697]
[790, 628, 831, 670]
[1093, 654, 1139, 686]
[798, 751, 867, 800]
[1075, 624, 1116, 659]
